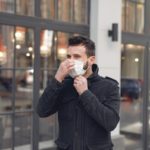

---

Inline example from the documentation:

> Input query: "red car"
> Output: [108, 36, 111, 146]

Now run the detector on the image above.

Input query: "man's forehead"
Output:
[67, 45, 86, 52]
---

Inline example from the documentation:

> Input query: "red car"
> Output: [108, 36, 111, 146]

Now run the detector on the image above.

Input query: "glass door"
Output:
[120, 43, 150, 150]
[120, 44, 144, 150]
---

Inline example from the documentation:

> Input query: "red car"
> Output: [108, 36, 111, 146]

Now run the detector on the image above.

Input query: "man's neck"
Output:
[83, 68, 93, 78]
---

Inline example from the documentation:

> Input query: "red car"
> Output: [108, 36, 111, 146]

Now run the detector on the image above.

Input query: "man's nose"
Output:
[69, 56, 75, 61]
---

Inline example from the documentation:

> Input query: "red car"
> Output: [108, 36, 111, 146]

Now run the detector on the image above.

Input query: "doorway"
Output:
[120, 42, 150, 150]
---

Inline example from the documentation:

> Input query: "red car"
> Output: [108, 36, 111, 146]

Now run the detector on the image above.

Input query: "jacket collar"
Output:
[87, 64, 99, 80]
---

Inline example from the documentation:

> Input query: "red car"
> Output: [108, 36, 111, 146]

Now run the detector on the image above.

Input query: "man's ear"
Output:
[89, 56, 96, 64]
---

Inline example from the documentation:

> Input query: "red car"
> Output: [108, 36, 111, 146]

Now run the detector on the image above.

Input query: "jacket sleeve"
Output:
[79, 82, 120, 132]
[36, 77, 63, 118]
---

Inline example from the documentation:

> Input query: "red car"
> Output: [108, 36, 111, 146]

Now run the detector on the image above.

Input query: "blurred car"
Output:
[121, 78, 142, 100]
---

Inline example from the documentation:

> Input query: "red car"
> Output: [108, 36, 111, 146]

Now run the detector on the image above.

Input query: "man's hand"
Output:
[73, 76, 88, 95]
[55, 59, 74, 82]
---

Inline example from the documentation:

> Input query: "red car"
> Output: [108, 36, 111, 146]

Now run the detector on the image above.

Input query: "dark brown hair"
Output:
[68, 36, 95, 57]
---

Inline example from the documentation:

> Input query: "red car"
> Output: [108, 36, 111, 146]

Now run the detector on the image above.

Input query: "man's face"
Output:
[67, 45, 95, 72]
[67, 45, 88, 62]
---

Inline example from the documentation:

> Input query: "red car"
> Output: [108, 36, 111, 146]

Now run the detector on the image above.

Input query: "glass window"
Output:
[122, 0, 126, 31]
[0, 24, 34, 149]
[15, 27, 34, 68]
[136, 3, 144, 33]
[14, 113, 32, 148]
[73, 0, 88, 24]
[16, 0, 34, 16]
[41, 0, 55, 20]
[15, 70, 33, 110]
[0, 26, 34, 69]
[120, 44, 144, 149]
[41, 0, 89, 24]
[39, 115, 58, 142]
[126, 1, 136, 32]
[121, 44, 144, 79]
[0, 25, 34, 112]
[0, 25, 14, 69]
[0, 115, 12, 149]
[0, 0, 15, 13]
[0, 70, 13, 113]
[122, 0, 144, 33]
[0, 0, 34, 16]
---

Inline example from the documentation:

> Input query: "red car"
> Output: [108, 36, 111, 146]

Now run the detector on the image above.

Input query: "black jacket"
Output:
[36, 65, 120, 150]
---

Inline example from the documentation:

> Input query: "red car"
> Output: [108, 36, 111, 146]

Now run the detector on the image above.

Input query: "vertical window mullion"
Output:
[35, 0, 41, 17]
[31, 27, 41, 150]
[11, 26, 17, 150]
[54, 0, 58, 20]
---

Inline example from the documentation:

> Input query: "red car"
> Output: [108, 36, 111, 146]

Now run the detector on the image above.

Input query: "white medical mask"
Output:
[69, 60, 87, 78]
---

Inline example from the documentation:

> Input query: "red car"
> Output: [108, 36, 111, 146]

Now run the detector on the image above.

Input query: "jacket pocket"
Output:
[55, 139, 70, 149]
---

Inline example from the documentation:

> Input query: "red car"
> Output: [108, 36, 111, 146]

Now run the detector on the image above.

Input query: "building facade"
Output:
[0, 0, 150, 150]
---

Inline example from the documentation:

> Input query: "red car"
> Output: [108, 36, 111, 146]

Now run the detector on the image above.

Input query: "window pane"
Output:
[58, 0, 72, 22]
[14, 113, 32, 148]
[120, 44, 144, 149]
[0, 70, 13, 113]
[126, 1, 136, 32]
[0, 25, 14, 69]
[0, 0, 15, 13]
[16, 0, 34, 16]
[122, 0, 144, 33]
[15, 27, 34, 68]
[0, 115, 12, 149]
[122, 0, 125, 31]
[0, 0, 34, 16]
[41, 0, 55, 20]
[136, 3, 144, 33]
[15, 70, 33, 111]
[41, 0, 89, 24]
[73, 0, 88, 24]
[39, 115, 58, 142]
[0, 25, 34, 69]
[58, 0, 88, 24]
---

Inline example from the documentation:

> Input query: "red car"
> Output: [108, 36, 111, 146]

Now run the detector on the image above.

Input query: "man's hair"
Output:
[68, 36, 95, 57]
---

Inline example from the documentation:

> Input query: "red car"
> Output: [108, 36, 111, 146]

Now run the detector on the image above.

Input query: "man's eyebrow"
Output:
[73, 54, 81, 57]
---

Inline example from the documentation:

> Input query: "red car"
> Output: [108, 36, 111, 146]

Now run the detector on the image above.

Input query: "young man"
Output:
[36, 36, 120, 150]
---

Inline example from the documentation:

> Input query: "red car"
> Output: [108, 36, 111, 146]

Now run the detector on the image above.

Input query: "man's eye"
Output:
[67, 55, 71, 58]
